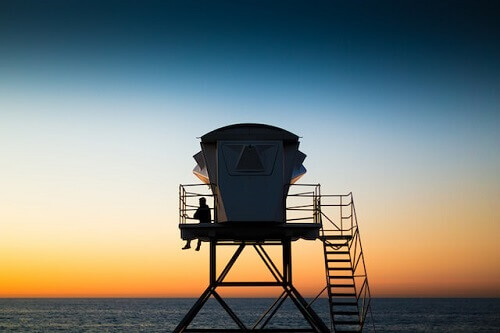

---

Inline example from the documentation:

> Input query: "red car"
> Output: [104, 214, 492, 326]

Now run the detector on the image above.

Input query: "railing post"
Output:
[179, 185, 183, 224]
[213, 187, 217, 223]
[340, 195, 343, 235]
[351, 194, 354, 237]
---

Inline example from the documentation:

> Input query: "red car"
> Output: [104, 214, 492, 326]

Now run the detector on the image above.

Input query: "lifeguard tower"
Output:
[175, 124, 373, 332]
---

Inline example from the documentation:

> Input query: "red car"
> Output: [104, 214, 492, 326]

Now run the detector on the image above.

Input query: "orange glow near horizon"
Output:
[2, 200, 499, 298]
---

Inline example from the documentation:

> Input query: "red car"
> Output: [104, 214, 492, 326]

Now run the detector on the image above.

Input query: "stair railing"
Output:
[319, 192, 374, 331]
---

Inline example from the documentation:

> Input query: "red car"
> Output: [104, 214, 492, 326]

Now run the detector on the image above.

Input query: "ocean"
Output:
[0, 298, 498, 332]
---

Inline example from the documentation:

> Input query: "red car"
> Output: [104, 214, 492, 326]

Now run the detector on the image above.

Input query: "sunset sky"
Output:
[1, 0, 499, 298]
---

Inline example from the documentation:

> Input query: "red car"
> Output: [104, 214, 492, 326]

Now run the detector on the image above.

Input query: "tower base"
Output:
[174, 239, 330, 333]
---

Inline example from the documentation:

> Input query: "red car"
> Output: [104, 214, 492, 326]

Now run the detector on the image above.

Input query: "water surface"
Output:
[0, 298, 498, 332]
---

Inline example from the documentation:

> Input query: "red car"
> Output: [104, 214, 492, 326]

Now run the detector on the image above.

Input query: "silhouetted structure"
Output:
[176, 124, 373, 332]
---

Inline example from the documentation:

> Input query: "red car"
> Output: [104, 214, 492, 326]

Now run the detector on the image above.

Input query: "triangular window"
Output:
[236, 145, 264, 171]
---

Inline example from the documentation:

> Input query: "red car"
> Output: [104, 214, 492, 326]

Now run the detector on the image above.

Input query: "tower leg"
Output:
[173, 286, 213, 332]
[282, 239, 330, 333]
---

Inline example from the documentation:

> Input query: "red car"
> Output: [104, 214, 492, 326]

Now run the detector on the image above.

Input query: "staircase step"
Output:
[331, 292, 356, 297]
[333, 311, 359, 315]
[328, 267, 352, 271]
[331, 301, 358, 306]
[334, 330, 361, 333]
[334, 320, 361, 325]
[321, 235, 353, 240]
[329, 276, 354, 279]
[327, 259, 351, 262]
[329, 284, 355, 288]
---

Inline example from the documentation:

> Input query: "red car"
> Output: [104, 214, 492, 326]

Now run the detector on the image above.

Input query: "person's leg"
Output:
[182, 240, 191, 249]
[195, 239, 201, 251]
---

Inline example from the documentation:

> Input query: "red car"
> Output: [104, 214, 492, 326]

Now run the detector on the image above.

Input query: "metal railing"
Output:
[318, 192, 356, 237]
[179, 184, 217, 224]
[286, 184, 357, 235]
[285, 183, 322, 224]
[179, 183, 323, 225]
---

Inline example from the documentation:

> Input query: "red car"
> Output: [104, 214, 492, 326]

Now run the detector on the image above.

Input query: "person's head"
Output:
[199, 197, 206, 205]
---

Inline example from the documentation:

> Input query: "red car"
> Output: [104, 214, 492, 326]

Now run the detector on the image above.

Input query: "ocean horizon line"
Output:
[1, 296, 499, 299]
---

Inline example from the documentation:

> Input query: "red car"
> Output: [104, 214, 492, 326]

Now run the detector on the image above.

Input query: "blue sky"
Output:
[1, 0, 499, 296]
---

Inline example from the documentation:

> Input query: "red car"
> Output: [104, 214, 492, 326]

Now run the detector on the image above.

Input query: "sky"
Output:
[0, 0, 499, 298]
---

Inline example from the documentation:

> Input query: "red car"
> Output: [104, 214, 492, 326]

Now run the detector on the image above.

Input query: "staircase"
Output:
[319, 194, 373, 332]
[286, 186, 374, 332]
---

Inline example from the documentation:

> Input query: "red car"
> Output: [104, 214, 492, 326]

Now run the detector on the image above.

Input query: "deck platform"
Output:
[179, 222, 321, 241]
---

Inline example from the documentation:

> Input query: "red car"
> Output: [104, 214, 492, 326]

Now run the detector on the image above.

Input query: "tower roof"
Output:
[201, 123, 299, 142]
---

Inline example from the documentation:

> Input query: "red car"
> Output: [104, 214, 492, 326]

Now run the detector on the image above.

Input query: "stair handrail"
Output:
[351, 196, 374, 331]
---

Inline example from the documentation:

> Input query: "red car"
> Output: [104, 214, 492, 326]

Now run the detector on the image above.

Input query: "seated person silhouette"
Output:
[182, 197, 211, 251]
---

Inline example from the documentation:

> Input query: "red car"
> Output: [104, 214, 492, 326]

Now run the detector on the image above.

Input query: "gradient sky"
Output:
[1, 0, 499, 298]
